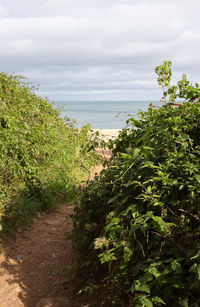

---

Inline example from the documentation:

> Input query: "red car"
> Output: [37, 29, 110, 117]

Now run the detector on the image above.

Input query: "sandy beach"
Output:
[93, 129, 120, 141]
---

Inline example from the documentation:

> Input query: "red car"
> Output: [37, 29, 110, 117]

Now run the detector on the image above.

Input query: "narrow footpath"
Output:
[0, 150, 112, 307]
[0, 205, 77, 307]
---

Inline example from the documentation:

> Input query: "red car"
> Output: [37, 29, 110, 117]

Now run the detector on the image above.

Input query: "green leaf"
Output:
[134, 295, 153, 307]
[171, 259, 182, 273]
[151, 216, 174, 233]
[178, 298, 188, 307]
[131, 280, 151, 294]
[132, 119, 143, 128]
[152, 296, 166, 305]
[142, 297, 153, 307]
[148, 266, 161, 278]
[172, 280, 184, 289]
[195, 174, 200, 183]
[135, 137, 144, 145]
[107, 195, 119, 204]
[163, 265, 172, 275]
[134, 148, 141, 156]
[110, 217, 120, 225]
[197, 265, 200, 280]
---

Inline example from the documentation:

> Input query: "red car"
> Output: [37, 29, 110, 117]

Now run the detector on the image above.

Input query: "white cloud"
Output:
[0, 0, 199, 99]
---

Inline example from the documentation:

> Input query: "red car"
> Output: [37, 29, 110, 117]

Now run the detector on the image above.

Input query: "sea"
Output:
[53, 100, 160, 129]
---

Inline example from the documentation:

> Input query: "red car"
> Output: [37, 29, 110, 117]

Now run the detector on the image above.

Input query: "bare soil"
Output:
[0, 205, 78, 307]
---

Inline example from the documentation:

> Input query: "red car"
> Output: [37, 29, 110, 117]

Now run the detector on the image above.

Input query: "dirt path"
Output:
[0, 204, 78, 307]
[0, 150, 112, 307]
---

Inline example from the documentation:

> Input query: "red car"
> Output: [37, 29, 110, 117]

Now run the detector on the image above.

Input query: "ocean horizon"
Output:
[53, 100, 161, 129]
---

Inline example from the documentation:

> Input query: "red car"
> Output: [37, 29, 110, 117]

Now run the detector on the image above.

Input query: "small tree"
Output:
[155, 60, 200, 104]
[155, 60, 172, 104]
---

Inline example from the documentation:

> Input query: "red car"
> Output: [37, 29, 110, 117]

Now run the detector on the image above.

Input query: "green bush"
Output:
[72, 63, 200, 306]
[0, 73, 99, 234]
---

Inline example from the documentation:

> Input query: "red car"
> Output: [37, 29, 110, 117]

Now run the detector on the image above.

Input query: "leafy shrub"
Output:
[0, 73, 99, 234]
[72, 63, 200, 306]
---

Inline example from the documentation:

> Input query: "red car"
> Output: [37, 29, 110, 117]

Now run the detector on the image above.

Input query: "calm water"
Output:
[53, 100, 160, 129]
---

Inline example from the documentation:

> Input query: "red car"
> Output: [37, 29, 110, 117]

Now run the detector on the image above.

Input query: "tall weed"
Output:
[0, 73, 99, 234]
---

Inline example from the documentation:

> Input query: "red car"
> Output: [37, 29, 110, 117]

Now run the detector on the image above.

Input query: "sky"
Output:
[0, 0, 199, 101]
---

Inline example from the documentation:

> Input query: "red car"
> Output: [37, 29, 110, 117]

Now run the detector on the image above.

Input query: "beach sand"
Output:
[90, 129, 120, 177]
[89, 130, 118, 179]
[93, 129, 120, 141]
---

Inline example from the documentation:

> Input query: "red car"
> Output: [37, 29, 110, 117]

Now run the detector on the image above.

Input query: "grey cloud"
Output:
[0, 0, 199, 99]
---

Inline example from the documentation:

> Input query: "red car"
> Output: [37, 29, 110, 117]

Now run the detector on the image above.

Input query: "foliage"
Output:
[72, 63, 200, 306]
[155, 60, 172, 104]
[155, 60, 200, 104]
[0, 73, 99, 234]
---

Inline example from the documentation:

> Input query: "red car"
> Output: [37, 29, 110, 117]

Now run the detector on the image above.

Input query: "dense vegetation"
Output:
[0, 73, 98, 234]
[72, 62, 200, 306]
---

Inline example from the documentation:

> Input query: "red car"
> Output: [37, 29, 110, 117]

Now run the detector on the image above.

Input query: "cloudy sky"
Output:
[0, 0, 199, 100]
